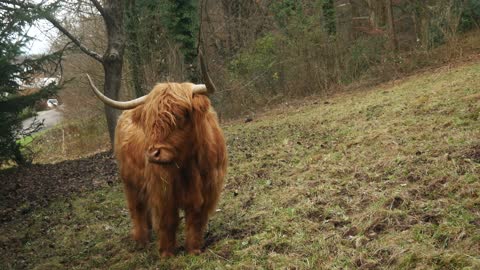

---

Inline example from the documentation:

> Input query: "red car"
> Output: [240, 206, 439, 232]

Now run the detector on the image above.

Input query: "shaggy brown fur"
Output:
[114, 83, 227, 257]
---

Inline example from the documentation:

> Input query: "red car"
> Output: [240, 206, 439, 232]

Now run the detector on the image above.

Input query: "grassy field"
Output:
[1, 62, 479, 269]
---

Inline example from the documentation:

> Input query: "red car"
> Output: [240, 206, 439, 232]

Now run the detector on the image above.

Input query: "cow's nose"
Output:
[146, 146, 175, 164]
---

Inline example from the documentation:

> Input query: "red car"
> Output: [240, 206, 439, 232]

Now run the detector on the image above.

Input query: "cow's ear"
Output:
[191, 94, 210, 115]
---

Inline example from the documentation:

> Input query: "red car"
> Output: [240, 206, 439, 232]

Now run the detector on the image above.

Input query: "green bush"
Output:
[459, 0, 480, 32]
[269, 0, 304, 30]
[18, 106, 37, 121]
[229, 34, 278, 78]
[343, 36, 387, 83]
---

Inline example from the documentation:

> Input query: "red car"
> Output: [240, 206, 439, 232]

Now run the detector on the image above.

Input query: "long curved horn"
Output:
[86, 74, 146, 110]
[192, 84, 207, 94]
[198, 50, 217, 95]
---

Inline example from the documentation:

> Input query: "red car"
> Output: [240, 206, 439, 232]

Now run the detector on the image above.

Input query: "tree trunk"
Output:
[126, 0, 146, 98]
[386, 0, 398, 51]
[103, 0, 127, 145]
[367, 0, 386, 28]
[336, 0, 353, 43]
[103, 60, 123, 145]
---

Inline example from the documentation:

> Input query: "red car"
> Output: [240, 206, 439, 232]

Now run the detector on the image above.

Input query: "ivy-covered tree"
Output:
[459, 0, 480, 32]
[125, 0, 150, 97]
[123, 0, 199, 88]
[322, 0, 336, 36]
[166, 0, 198, 64]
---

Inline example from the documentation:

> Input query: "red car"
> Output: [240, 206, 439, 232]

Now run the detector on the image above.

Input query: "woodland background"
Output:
[58, 0, 480, 119]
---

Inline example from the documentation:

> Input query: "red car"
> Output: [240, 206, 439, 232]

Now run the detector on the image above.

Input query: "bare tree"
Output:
[1, 0, 129, 145]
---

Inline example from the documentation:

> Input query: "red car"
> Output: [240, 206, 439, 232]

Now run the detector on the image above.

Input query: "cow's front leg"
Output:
[156, 207, 179, 257]
[185, 208, 209, 255]
[123, 182, 149, 247]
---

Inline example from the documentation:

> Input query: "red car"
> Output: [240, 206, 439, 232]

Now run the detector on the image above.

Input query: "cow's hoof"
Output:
[131, 230, 148, 247]
[188, 249, 202, 256]
[160, 251, 175, 258]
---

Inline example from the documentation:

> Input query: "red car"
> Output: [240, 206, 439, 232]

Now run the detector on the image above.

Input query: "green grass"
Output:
[17, 134, 36, 147]
[17, 130, 46, 147]
[1, 62, 480, 269]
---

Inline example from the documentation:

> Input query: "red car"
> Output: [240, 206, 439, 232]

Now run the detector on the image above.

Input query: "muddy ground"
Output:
[0, 152, 117, 223]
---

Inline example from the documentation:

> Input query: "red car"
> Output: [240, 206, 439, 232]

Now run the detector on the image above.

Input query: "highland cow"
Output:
[87, 55, 227, 257]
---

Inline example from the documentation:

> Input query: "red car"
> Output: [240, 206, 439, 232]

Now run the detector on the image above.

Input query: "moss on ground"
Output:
[1, 62, 479, 269]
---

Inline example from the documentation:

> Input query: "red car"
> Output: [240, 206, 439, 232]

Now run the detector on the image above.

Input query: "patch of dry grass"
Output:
[1, 62, 479, 269]
[31, 116, 110, 164]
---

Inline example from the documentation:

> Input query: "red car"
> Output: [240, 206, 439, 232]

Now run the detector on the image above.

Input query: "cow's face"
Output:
[145, 107, 194, 165]
[142, 83, 197, 166]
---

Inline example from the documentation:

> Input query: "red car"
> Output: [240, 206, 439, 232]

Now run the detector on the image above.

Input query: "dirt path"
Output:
[22, 106, 64, 131]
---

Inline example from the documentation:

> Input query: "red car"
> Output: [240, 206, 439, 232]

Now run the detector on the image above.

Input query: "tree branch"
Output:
[89, 0, 107, 19]
[0, 0, 104, 63]
[43, 14, 104, 63]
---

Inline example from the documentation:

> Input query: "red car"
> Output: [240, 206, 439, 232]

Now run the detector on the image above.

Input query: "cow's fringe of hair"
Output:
[142, 83, 194, 142]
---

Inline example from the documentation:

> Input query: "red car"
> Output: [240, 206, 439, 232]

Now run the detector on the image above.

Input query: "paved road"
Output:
[22, 106, 64, 132]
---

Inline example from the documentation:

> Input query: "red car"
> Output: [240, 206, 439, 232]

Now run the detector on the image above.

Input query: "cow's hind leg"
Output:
[185, 207, 209, 255]
[124, 182, 150, 246]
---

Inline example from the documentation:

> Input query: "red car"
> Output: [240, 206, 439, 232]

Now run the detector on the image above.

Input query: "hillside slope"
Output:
[1, 62, 479, 269]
